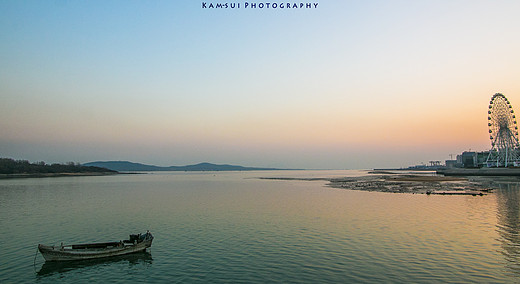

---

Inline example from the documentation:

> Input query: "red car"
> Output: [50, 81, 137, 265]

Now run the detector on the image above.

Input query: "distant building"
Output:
[456, 154, 463, 165]
[459, 152, 477, 168]
[455, 151, 489, 168]
[445, 160, 459, 168]
[476, 151, 489, 167]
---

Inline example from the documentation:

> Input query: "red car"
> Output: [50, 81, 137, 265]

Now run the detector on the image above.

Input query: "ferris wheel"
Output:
[486, 93, 520, 167]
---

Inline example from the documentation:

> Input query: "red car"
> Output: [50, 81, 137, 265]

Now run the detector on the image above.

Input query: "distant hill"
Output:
[82, 161, 284, 172]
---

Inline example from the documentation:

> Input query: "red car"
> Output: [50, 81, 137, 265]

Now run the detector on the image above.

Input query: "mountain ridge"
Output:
[83, 161, 289, 172]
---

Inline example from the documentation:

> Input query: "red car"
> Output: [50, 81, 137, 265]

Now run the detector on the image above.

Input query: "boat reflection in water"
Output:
[37, 251, 153, 277]
[495, 181, 520, 275]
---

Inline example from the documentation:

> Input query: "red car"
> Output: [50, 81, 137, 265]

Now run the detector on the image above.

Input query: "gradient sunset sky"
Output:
[1, 1, 520, 169]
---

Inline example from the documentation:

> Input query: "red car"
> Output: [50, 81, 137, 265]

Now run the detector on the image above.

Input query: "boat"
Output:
[38, 231, 154, 262]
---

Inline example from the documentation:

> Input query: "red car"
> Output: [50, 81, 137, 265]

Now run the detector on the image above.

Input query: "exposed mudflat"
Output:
[328, 174, 489, 195]
[260, 172, 514, 195]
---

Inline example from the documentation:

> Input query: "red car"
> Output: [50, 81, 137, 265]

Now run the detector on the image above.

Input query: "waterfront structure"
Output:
[486, 93, 520, 167]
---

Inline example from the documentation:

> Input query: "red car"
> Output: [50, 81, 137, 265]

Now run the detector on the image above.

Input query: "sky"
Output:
[1, 0, 520, 169]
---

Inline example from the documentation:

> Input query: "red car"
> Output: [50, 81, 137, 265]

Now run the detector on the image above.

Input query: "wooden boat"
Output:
[38, 231, 154, 262]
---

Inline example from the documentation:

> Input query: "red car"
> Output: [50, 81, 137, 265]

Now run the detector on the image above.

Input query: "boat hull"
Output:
[38, 234, 153, 262]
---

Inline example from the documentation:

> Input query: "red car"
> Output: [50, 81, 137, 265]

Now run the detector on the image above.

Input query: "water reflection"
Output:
[36, 251, 153, 278]
[495, 181, 520, 275]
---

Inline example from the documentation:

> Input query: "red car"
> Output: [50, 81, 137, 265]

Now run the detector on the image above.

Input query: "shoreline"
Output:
[437, 168, 520, 176]
[0, 172, 119, 179]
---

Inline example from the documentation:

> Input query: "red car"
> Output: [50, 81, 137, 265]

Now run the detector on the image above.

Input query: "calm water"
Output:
[0, 170, 519, 283]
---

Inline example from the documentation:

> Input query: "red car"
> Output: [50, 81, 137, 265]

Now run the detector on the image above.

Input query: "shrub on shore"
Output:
[0, 158, 117, 174]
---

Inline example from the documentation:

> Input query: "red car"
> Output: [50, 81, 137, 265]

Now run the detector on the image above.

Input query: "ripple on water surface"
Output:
[0, 171, 518, 283]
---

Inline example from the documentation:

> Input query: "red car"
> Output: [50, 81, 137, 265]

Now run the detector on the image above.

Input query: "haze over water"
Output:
[1, 170, 519, 283]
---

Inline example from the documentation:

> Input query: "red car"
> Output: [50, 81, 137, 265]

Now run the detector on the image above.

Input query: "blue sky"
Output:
[1, 1, 520, 169]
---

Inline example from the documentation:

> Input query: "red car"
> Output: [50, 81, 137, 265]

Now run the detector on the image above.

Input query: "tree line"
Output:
[0, 158, 117, 174]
